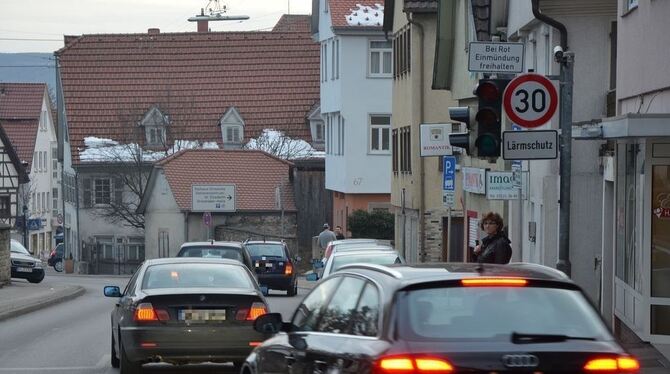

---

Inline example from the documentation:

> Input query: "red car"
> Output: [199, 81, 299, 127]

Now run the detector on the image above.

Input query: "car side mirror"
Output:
[254, 313, 286, 334]
[306, 273, 319, 282]
[103, 286, 122, 298]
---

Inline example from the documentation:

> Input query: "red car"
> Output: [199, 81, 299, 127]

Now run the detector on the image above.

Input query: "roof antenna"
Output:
[188, 0, 250, 22]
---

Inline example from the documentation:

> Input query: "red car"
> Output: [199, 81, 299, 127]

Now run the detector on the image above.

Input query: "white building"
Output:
[312, 0, 393, 233]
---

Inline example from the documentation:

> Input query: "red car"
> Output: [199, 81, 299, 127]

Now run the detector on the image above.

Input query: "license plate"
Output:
[178, 309, 226, 322]
[17, 267, 32, 273]
[265, 263, 273, 268]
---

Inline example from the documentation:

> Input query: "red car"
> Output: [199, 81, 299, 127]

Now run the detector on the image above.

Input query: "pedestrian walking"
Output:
[334, 225, 345, 240]
[473, 211, 512, 264]
[318, 223, 337, 252]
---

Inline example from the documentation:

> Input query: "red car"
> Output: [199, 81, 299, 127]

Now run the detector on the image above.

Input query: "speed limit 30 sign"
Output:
[503, 73, 558, 129]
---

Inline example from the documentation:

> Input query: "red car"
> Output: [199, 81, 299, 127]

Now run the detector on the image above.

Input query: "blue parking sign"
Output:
[443, 156, 456, 191]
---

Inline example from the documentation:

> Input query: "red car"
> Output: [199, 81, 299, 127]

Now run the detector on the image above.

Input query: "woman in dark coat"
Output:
[473, 211, 512, 264]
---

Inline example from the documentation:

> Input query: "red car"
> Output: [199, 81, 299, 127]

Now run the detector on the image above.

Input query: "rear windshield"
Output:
[398, 286, 612, 341]
[245, 244, 286, 258]
[178, 246, 243, 262]
[331, 253, 401, 272]
[142, 263, 253, 289]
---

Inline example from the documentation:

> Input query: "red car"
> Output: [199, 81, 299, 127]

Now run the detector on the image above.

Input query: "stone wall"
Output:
[0, 224, 11, 286]
[214, 213, 299, 257]
[423, 208, 465, 262]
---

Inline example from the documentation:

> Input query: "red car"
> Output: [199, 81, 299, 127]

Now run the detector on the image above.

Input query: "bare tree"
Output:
[243, 129, 315, 160]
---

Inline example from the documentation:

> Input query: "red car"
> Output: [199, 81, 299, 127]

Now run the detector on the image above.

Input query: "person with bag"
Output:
[473, 211, 512, 264]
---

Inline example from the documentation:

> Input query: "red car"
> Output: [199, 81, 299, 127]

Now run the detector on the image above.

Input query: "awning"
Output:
[573, 113, 670, 140]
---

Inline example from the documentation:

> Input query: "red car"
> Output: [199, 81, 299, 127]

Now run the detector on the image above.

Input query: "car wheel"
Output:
[54, 260, 64, 272]
[119, 337, 142, 374]
[287, 282, 298, 296]
[111, 334, 120, 368]
[28, 274, 44, 283]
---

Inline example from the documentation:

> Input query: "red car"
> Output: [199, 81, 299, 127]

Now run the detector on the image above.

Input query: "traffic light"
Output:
[448, 106, 474, 155]
[474, 78, 509, 158]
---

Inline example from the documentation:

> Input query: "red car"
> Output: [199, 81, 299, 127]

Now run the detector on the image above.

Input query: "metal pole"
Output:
[557, 54, 574, 276]
[23, 206, 28, 248]
[446, 206, 452, 261]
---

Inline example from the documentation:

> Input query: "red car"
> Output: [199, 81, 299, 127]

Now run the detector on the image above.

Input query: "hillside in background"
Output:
[0, 53, 56, 98]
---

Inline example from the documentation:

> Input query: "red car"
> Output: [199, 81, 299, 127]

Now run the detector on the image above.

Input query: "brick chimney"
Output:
[197, 20, 209, 33]
[148, 28, 160, 35]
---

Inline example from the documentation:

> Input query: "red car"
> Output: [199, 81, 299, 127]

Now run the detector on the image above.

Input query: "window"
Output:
[369, 40, 392, 76]
[42, 192, 46, 212]
[0, 196, 10, 218]
[38, 152, 43, 172]
[351, 283, 380, 336]
[53, 188, 58, 211]
[46, 192, 50, 212]
[393, 28, 411, 78]
[223, 125, 242, 143]
[127, 238, 145, 261]
[97, 237, 114, 259]
[315, 121, 325, 142]
[318, 277, 366, 333]
[94, 178, 111, 205]
[331, 39, 336, 80]
[399, 126, 412, 173]
[37, 193, 41, 213]
[392, 129, 398, 172]
[370, 115, 391, 153]
[626, 0, 638, 11]
[323, 42, 329, 81]
[291, 277, 340, 331]
[335, 39, 340, 79]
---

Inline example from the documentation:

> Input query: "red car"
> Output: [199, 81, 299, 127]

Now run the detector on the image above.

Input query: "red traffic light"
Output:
[476, 81, 500, 102]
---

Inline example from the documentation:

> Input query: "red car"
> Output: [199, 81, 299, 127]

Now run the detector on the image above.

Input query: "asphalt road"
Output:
[0, 273, 306, 374]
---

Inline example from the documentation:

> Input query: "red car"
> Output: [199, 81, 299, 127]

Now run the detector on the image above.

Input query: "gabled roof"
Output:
[0, 83, 48, 170]
[329, 1, 385, 28]
[56, 15, 319, 165]
[142, 149, 296, 212]
[0, 123, 30, 184]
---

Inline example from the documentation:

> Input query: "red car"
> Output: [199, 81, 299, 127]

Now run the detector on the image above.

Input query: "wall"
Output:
[0, 224, 10, 286]
[332, 192, 391, 235]
[143, 170, 184, 259]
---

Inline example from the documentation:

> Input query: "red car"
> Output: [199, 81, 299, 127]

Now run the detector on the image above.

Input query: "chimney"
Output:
[148, 28, 160, 35]
[197, 20, 209, 33]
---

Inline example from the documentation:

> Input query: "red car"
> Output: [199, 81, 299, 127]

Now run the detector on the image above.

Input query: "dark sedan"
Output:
[243, 262, 640, 374]
[244, 240, 298, 296]
[10, 239, 44, 283]
[104, 258, 270, 374]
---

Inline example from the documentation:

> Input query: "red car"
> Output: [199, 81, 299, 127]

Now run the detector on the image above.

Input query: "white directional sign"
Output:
[503, 74, 558, 129]
[468, 42, 524, 74]
[192, 184, 236, 212]
[502, 130, 559, 160]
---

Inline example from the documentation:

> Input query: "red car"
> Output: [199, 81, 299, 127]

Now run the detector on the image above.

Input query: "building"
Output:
[384, 0, 462, 263]
[55, 15, 321, 273]
[0, 83, 59, 258]
[312, 0, 393, 234]
[138, 149, 297, 259]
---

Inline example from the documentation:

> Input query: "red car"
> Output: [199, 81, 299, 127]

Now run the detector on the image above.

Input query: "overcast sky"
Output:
[0, 0, 312, 53]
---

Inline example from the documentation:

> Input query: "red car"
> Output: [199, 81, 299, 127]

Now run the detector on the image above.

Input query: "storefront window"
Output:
[651, 165, 670, 298]
[616, 143, 640, 291]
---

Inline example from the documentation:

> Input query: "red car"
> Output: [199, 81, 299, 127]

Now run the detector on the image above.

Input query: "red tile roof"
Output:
[330, 1, 385, 27]
[0, 83, 46, 170]
[56, 15, 319, 165]
[158, 149, 296, 212]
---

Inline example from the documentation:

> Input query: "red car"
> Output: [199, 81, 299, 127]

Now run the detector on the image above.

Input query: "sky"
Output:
[0, 0, 312, 53]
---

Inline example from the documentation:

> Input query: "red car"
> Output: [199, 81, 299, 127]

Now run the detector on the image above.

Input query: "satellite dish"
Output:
[187, 0, 249, 22]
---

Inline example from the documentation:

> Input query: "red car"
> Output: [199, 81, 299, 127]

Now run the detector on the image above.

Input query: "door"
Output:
[650, 164, 670, 338]
[442, 217, 464, 262]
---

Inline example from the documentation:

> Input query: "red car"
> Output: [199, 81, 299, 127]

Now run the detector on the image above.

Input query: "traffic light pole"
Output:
[557, 54, 574, 277]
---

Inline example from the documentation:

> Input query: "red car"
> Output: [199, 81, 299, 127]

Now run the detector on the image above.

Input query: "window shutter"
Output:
[83, 178, 92, 207]
[114, 178, 124, 205]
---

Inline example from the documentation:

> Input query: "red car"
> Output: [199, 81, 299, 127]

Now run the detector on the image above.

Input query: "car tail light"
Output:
[285, 262, 293, 275]
[236, 302, 268, 321]
[461, 278, 528, 287]
[583, 356, 640, 372]
[134, 303, 169, 322]
[376, 356, 454, 373]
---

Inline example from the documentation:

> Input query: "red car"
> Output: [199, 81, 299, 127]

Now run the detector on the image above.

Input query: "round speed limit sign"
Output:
[503, 73, 558, 129]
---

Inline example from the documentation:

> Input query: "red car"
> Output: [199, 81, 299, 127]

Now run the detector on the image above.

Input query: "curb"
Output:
[0, 285, 86, 322]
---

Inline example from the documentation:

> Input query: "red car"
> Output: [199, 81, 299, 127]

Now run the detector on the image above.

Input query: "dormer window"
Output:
[139, 106, 170, 146]
[219, 107, 245, 148]
[307, 102, 324, 148]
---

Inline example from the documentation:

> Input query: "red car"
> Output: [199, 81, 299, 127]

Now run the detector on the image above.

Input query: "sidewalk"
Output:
[0, 278, 85, 322]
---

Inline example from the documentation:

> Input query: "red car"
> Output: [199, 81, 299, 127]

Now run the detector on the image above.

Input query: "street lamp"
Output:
[22, 204, 28, 248]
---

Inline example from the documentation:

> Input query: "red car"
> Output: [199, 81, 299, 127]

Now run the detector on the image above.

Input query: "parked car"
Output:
[244, 262, 640, 374]
[243, 240, 298, 296]
[103, 257, 270, 374]
[314, 243, 395, 279]
[311, 249, 404, 281]
[10, 239, 45, 283]
[47, 243, 64, 272]
[176, 241, 254, 273]
[323, 238, 378, 259]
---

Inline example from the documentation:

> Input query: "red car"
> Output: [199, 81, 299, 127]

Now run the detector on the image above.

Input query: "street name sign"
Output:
[502, 130, 558, 160]
[468, 42, 524, 74]
[192, 184, 236, 212]
[503, 73, 558, 129]
[420, 123, 453, 156]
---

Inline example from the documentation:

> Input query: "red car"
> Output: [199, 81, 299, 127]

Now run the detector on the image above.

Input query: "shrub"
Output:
[347, 209, 394, 240]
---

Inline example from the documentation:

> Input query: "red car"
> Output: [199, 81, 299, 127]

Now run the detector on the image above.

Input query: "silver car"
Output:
[312, 249, 405, 280]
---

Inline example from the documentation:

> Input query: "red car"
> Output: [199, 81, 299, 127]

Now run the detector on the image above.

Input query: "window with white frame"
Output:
[369, 40, 392, 77]
[94, 178, 112, 205]
[97, 237, 114, 259]
[627, 0, 638, 11]
[147, 127, 166, 146]
[323, 41, 329, 81]
[370, 115, 391, 153]
[140, 106, 170, 146]
[331, 39, 336, 80]
[315, 121, 325, 142]
[127, 238, 145, 261]
[223, 125, 242, 143]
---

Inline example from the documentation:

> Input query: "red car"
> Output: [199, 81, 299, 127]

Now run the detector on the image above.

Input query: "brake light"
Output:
[285, 263, 293, 275]
[133, 303, 169, 322]
[377, 356, 454, 373]
[461, 278, 528, 287]
[584, 356, 640, 372]
[236, 302, 268, 321]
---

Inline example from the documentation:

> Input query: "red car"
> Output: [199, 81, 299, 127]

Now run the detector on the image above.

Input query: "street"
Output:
[0, 272, 306, 374]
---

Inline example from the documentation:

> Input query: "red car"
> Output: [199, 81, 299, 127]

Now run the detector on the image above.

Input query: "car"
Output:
[243, 262, 640, 374]
[10, 239, 45, 283]
[311, 249, 404, 281]
[47, 243, 64, 272]
[176, 240, 254, 273]
[103, 257, 270, 374]
[243, 240, 298, 296]
[323, 238, 378, 259]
